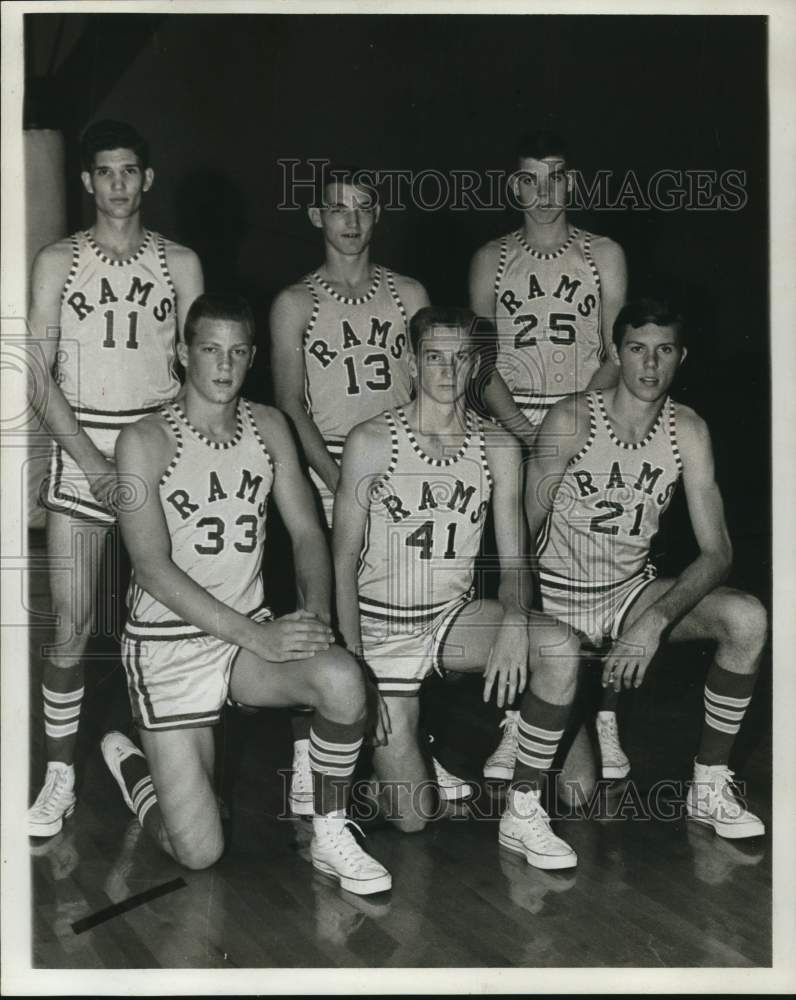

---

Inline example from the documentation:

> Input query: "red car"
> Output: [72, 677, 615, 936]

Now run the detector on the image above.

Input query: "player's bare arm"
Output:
[601, 407, 733, 691]
[585, 237, 627, 391]
[164, 241, 204, 341]
[481, 426, 533, 707]
[391, 273, 431, 320]
[333, 416, 393, 743]
[270, 283, 341, 491]
[28, 242, 117, 505]
[116, 416, 330, 663]
[332, 418, 392, 653]
[252, 403, 335, 627]
[524, 395, 590, 538]
[469, 240, 539, 448]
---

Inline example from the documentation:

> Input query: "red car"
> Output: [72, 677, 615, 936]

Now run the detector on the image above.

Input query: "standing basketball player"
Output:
[101, 294, 391, 893]
[270, 166, 469, 810]
[471, 130, 629, 779]
[524, 298, 765, 840]
[335, 307, 584, 868]
[27, 120, 204, 837]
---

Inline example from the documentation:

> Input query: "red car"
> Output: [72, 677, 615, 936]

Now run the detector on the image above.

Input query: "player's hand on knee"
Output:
[86, 458, 118, 508]
[602, 619, 661, 691]
[482, 630, 529, 708]
[257, 611, 334, 662]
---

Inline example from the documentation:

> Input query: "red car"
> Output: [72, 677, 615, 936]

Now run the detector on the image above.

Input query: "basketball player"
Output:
[270, 166, 469, 810]
[334, 306, 584, 869]
[471, 129, 629, 780]
[523, 298, 765, 839]
[27, 120, 204, 837]
[101, 294, 391, 893]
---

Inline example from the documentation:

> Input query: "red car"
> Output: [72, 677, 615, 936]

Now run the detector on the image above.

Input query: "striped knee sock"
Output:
[513, 691, 570, 792]
[309, 714, 365, 815]
[119, 754, 162, 837]
[43, 682, 84, 759]
[697, 662, 757, 766]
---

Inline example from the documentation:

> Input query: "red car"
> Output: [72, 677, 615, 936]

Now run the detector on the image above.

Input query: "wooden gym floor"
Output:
[27, 529, 771, 969]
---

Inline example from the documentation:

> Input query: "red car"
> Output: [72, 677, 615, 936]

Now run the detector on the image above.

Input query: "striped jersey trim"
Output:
[85, 229, 154, 267]
[244, 400, 276, 473]
[60, 234, 81, 301]
[395, 405, 474, 468]
[359, 593, 460, 624]
[494, 237, 508, 300]
[514, 227, 579, 261]
[384, 269, 408, 326]
[302, 276, 322, 340]
[538, 565, 654, 595]
[156, 235, 177, 299]
[124, 604, 272, 641]
[667, 400, 683, 473]
[384, 410, 400, 477]
[581, 232, 602, 291]
[570, 392, 598, 464]
[158, 406, 184, 485]
[170, 399, 244, 450]
[73, 403, 162, 428]
[477, 416, 494, 491]
[311, 266, 382, 305]
[595, 389, 667, 450]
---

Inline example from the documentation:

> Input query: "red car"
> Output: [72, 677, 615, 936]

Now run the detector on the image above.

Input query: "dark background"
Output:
[24, 12, 770, 602]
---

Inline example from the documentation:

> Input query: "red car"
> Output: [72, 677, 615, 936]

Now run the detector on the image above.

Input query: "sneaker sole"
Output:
[483, 764, 514, 781]
[438, 782, 474, 802]
[29, 802, 75, 839]
[311, 858, 392, 895]
[686, 810, 765, 840]
[602, 763, 631, 779]
[498, 832, 578, 870]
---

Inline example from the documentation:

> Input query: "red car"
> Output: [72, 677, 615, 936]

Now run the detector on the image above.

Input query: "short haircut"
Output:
[80, 119, 150, 171]
[314, 162, 380, 210]
[516, 129, 569, 163]
[612, 297, 686, 350]
[409, 306, 491, 356]
[183, 294, 255, 345]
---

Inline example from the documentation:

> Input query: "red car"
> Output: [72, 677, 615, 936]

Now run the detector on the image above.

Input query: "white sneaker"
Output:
[483, 711, 519, 780]
[432, 757, 473, 801]
[498, 788, 577, 870]
[686, 761, 765, 839]
[28, 762, 76, 837]
[101, 731, 145, 815]
[311, 817, 392, 895]
[596, 712, 631, 779]
[289, 738, 314, 817]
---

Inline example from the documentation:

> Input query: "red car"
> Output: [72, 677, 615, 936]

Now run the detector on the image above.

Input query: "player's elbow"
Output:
[130, 557, 174, 602]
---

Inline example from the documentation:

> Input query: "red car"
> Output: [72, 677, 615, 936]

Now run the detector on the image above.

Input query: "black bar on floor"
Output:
[71, 877, 187, 934]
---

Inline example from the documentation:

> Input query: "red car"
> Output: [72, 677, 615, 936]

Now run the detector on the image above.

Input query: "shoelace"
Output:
[598, 718, 624, 757]
[33, 770, 69, 815]
[492, 713, 519, 759]
[325, 820, 379, 868]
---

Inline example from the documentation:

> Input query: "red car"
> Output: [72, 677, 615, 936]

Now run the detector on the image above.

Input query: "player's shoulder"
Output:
[270, 279, 315, 317]
[32, 238, 74, 275]
[345, 411, 394, 457]
[586, 231, 625, 262]
[246, 400, 290, 439]
[158, 235, 196, 257]
[385, 269, 429, 306]
[470, 236, 504, 266]
[117, 409, 174, 457]
[671, 400, 709, 440]
[537, 392, 592, 452]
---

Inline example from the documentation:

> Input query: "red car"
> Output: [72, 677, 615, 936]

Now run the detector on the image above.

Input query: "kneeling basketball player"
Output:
[102, 294, 391, 894]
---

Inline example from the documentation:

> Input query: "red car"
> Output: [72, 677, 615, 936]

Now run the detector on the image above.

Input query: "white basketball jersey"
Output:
[357, 407, 492, 616]
[537, 390, 683, 591]
[57, 230, 179, 440]
[126, 399, 273, 634]
[494, 227, 602, 410]
[303, 267, 413, 454]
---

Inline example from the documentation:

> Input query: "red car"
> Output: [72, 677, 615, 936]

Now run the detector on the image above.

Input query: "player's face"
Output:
[413, 327, 479, 405]
[310, 182, 379, 255]
[513, 156, 569, 224]
[81, 148, 154, 221]
[612, 323, 686, 402]
[179, 318, 256, 405]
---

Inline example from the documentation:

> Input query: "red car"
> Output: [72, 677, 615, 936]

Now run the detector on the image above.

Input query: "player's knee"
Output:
[719, 593, 768, 657]
[393, 814, 427, 834]
[314, 645, 366, 720]
[174, 836, 224, 871]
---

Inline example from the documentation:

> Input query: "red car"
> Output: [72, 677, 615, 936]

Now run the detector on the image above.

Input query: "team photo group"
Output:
[28, 115, 768, 896]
